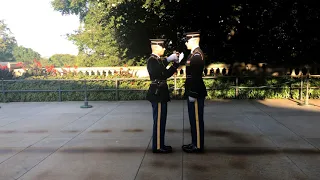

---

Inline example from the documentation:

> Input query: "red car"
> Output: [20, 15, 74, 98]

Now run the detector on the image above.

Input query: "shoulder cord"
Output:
[188, 50, 204, 61]
[188, 51, 205, 75]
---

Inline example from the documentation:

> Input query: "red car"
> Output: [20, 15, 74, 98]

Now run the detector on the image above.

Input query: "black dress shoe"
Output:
[164, 145, 172, 151]
[182, 144, 193, 149]
[182, 144, 204, 153]
[152, 148, 172, 153]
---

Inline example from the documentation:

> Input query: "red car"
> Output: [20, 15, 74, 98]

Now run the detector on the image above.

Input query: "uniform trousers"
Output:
[187, 97, 205, 149]
[151, 102, 167, 150]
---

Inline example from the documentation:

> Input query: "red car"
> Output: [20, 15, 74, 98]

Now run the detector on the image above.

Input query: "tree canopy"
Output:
[51, 0, 320, 66]
[12, 46, 41, 64]
[1, 20, 43, 64]
[0, 20, 17, 62]
[49, 54, 77, 67]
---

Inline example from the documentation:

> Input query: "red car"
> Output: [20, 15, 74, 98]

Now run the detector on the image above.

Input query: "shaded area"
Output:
[123, 129, 144, 132]
[26, 130, 48, 133]
[0, 130, 16, 133]
[89, 129, 112, 133]
[60, 130, 80, 133]
[0, 146, 318, 156]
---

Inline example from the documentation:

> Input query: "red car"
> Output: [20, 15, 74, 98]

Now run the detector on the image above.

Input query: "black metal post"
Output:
[116, 78, 119, 101]
[304, 75, 310, 106]
[58, 80, 62, 102]
[174, 75, 177, 97]
[1, 78, 5, 103]
[235, 77, 239, 99]
[80, 79, 92, 108]
[300, 76, 303, 101]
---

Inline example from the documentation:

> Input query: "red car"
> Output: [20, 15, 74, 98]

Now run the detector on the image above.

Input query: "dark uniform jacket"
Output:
[146, 54, 180, 102]
[184, 47, 207, 98]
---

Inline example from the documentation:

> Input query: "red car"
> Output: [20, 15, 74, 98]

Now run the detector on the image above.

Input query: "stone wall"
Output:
[0, 62, 20, 71]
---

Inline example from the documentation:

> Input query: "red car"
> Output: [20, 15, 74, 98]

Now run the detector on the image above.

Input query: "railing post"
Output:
[174, 75, 177, 97]
[80, 79, 92, 108]
[235, 76, 239, 99]
[115, 78, 119, 101]
[1, 78, 5, 103]
[304, 75, 310, 106]
[300, 75, 303, 101]
[58, 80, 62, 102]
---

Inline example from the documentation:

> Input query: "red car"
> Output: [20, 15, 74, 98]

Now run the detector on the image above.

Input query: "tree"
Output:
[39, 57, 50, 67]
[52, 0, 128, 66]
[0, 20, 17, 62]
[12, 45, 41, 64]
[51, 0, 187, 66]
[51, 0, 320, 66]
[49, 54, 77, 67]
[219, 0, 320, 65]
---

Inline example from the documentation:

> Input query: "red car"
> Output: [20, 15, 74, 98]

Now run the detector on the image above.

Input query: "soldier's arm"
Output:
[147, 58, 179, 79]
[163, 62, 180, 79]
[189, 53, 204, 98]
[162, 58, 170, 67]
[147, 58, 162, 79]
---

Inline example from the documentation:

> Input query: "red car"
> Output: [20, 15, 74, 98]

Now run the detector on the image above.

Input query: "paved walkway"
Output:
[0, 99, 320, 180]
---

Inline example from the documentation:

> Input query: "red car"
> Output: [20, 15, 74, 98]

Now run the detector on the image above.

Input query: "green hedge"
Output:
[0, 77, 319, 102]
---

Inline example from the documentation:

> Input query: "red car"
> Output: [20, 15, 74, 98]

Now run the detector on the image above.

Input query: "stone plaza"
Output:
[0, 99, 320, 180]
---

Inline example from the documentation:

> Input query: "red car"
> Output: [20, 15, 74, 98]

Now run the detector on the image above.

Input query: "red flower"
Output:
[45, 64, 55, 73]
[17, 62, 24, 68]
[0, 65, 8, 70]
[33, 59, 42, 68]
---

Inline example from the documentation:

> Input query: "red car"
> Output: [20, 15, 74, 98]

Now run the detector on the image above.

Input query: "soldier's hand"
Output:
[166, 53, 178, 62]
[178, 52, 184, 63]
[188, 96, 196, 102]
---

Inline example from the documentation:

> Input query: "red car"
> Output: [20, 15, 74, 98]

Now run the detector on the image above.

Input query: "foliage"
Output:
[52, 0, 129, 67]
[12, 45, 41, 65]
[0, 65, 13, 80]
[51, 0, 320, 67]
[1, 19, 44, 65]
[0, 20, 17, 62]
[39, 57, 50, 67]
[1, 75, 319, 102]
[219, 0, 320, 65]
[48, 54, 77, 67]
[2, 53, 319, 102]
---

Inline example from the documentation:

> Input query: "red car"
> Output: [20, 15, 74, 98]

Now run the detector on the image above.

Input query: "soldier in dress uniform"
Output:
[146, 39, 183, 153]
[181, 32, 207, 153]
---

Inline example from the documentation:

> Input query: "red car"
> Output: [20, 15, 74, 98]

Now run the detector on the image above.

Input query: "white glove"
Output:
[166, 53, 178, 62]
[178, 52, 184, 63]
[188, 96, 196, 102]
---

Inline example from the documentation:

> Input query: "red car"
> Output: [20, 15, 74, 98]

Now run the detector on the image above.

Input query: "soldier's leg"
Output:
[191, 98, 204, 149]
[151, 102, 161, 150]
[187, 98, 197, 146]
[197, 98, 205, 149]
[160, 102, 167, 147]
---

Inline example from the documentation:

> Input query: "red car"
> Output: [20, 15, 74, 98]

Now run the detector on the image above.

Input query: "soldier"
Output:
[146, 39, 183, 153]
[181, 32, 207, 153]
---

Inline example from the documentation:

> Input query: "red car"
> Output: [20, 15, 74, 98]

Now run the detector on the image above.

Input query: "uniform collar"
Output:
[151, 53, 160, 59]
[191, 46, 199, 54]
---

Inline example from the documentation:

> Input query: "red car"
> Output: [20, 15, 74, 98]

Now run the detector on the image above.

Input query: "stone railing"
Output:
[11, 62, 320, 77]
[12, 66, 149, 77]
